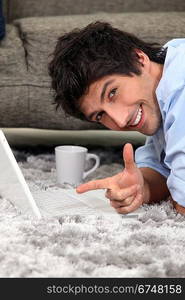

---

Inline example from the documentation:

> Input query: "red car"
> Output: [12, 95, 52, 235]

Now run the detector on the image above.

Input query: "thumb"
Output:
[123, 143, 137, 171]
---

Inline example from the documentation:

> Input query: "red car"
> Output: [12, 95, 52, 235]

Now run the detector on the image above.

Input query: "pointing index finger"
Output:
[76, 177, 111, 193]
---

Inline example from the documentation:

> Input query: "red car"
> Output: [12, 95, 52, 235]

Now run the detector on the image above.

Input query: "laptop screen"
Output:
[0, 130, 41, 218]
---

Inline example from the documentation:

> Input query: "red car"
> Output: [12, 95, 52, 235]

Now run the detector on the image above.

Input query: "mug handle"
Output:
[83, 153, 100, 179]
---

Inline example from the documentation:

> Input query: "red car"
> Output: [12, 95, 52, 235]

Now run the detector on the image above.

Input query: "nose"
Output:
[105, 107, 129, 129]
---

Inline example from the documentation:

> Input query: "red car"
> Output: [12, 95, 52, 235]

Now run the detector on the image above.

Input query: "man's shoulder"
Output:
[163, 39, 185, 75]
[164, 38, 185, 49]
[156, 39, 185, 106]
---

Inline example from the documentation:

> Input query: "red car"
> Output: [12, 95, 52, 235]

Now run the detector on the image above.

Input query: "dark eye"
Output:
[95, 111, 104, 122]
[109, 88, 117, 99]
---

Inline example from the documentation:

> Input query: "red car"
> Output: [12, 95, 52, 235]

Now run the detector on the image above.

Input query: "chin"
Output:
[140, 118, 161, 135]
[142, 126, 160, 136]
[136, 124, 156, 135]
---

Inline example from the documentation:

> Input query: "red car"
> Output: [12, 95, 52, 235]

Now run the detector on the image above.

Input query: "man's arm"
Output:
[141, 167, 185, 215]
[77, 143, 185, 214]
[140, 167, 170, 204]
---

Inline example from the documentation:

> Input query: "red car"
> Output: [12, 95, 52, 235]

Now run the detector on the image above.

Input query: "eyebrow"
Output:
[100, 79, 115, 102]
[87, 79, 115, 121]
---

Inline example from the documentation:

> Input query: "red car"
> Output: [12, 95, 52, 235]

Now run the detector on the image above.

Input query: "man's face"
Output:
[79, 63, 163, 136]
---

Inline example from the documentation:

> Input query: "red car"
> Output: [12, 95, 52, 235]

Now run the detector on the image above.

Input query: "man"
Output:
[49, 21, 185, 215]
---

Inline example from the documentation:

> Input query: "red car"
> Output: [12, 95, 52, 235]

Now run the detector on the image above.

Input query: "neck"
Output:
[151, 61, 164, 85]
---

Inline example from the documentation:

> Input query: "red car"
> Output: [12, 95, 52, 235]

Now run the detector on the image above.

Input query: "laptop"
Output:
[0, 130, 142, 219]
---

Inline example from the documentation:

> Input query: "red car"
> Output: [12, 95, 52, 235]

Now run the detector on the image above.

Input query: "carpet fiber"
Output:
[0, 147, 185, 278]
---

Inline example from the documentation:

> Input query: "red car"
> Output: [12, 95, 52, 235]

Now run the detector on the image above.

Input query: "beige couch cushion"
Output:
[7, 0, 185, 22]
[0, 25, 27, 79]
[0, 24, 103, 130]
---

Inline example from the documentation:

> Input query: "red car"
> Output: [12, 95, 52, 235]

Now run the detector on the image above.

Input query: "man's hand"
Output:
[76, 143, 149, 214]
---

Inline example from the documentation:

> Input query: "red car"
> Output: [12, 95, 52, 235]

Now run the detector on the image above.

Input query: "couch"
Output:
[1, 0, 185, 147]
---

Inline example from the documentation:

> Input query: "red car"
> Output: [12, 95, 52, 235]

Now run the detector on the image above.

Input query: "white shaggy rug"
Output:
[0, 147, 185, 278]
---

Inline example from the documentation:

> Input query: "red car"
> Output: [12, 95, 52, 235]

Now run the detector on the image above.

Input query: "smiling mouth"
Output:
[129, 105, 143, 128]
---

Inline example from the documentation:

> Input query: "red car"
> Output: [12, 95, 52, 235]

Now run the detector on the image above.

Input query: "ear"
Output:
[134, 48, 150, 71]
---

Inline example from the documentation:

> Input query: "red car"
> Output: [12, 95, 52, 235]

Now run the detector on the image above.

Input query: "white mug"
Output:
[55, 145, 100, 187]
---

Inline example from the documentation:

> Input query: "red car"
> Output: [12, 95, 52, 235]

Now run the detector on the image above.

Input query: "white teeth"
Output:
[132, 107, 142, 126]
